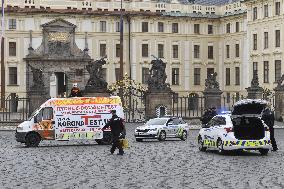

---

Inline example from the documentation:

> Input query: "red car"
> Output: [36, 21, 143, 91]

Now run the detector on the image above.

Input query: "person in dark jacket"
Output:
[69, 83, 83, 97]
[102, 110, 126, 155]
[262, 107, 278, 151]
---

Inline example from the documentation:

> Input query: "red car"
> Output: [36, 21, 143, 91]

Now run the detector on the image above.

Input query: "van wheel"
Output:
[158, 131, 166, 141]
[198, 136, 206, 152]
[25, 132, 41, 147]
[217, 138, 226, 155]
[96, 132, 112, 145]
[180, 131, 187, 141]
[259, 149, 269, 156]
[136, 138, 143, 142]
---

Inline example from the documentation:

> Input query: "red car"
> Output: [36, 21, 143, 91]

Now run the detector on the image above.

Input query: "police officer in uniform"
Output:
[102, 110, 126, 155]
[262, 107, 278, 151]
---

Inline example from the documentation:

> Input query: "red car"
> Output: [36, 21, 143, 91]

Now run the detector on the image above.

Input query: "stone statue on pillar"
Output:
[30, 65, 44, 90]
[203, 72, 222, 110]
[246, 70, 263, 99]
[147, 56, 171, 92]
[85, 56, 108, 93]
[205, 72, 220, 91]
[145, 56, 172, 119]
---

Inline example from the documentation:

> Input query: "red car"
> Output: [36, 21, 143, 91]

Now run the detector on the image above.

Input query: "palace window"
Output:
[116, 44, 120, 58]
[142, 22, 148, 32]
[158, 44, 164, 58]
[253, 34, 257, 50]
[194, 24, 200, 34]
[158, 22, 164, 32]
[275, 2, 280, 16]
[208, 46, 213, 59]
[194, 45, 200, 59]
[172, 68, 179, 85]
[172, 23, 178, 33]
[115, 22, 120, 32]
[100, 21, 106, 32]
[102, 68, 107, 81]
[172, 45, 178, 58]
[264, 61, 269, 83]
[9, 67, 17, 85]
[275, 60, 281, 82]
[100, 44, 106, 57]
[226, 68, 230, 86]
[253, 62, 258, 75]
[194, 68, 201, 85]
[253, 7, 257, 20]
[235, 67, 240, 85]
[142, 67, 150, 84]
[275, 30, 280, 47]
[208, 24, 213, 34]
[226, 45, 230, 58]
[236, 22, 239, 32]
[9, 42, 16, 56]
[264, 4, 269, 17]
[115, 68, 120, 81]
[226, 23, 230, 33]
[142, 44, 148, 57]
[264, 32, 269, 49]
[207, 68, 214, 78]
[8, 19, 16, 30]
[235, 44, 239, 58]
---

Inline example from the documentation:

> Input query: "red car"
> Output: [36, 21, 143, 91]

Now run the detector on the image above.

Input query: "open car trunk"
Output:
[232, 117, 265, 140]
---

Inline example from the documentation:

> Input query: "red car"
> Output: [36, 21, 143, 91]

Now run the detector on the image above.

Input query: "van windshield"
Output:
[28, 108, 40, 121]
[146, 119, 168, 125]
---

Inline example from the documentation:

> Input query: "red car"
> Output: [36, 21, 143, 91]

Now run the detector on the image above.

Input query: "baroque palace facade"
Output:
[0, 0, 283, 99]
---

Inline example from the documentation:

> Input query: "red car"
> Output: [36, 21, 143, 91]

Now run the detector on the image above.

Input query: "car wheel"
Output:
[198, 136, 206, 152]
[217, 138, 226, 155]
[158, 131, 166, 141]
[180, 131, 187, 141]
[136, 138, 143, 142]
[25, 132, 41, 147]
[259, 149, 269, 156]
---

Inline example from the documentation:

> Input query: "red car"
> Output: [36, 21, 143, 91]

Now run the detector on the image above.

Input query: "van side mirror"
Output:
[34, 116, 37, 123]
[167, 122, 173, 126]
[202, 124, 209, 128]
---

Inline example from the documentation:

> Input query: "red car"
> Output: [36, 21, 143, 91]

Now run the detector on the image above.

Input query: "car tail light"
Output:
[225, 127, 233, 133]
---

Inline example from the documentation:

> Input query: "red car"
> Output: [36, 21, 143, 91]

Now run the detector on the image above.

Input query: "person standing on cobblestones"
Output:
[262, 107, 278, 151]
[102, 110, 126, 155]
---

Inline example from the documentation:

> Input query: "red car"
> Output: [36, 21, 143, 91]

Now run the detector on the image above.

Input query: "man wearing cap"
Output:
[262, 107, 278, 151]
[69, 83, 83, 97]
[102, 110, 126, 155]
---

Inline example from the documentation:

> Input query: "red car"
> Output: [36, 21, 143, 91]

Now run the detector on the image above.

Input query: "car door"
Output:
[171, 118, 180, 136]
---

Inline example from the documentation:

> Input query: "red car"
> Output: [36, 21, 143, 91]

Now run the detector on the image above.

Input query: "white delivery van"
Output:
[15, 96, 124, 147]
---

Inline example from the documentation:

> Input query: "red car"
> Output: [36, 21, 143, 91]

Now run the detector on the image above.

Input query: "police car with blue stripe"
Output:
[134, 117, 189, 142]
[198, 99, 272, 155]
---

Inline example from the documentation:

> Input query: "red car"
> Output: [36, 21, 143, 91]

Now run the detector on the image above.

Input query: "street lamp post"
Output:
[1, 0, 5, 109]
[119, 0, 124, 106]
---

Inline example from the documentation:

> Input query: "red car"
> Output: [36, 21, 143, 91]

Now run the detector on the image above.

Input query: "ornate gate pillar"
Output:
[145, 57, 173, 119]
[274, 75, 284, 121]
[202, 72, 222, 110]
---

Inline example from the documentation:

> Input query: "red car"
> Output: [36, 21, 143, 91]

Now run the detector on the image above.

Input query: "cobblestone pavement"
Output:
[0, 124, 284, 189]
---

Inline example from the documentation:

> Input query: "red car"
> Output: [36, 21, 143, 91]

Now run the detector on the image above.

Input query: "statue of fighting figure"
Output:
[147, 55, 171, 92]
[205, 72, 220, 90]
[30, 65, 44, 90]
[276, 74, 284, 90]
[85, 56, 108, 93]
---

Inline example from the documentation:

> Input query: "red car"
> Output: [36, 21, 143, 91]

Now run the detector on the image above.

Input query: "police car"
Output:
[198, 99, 272, 155]
[134, 117, 189, 142]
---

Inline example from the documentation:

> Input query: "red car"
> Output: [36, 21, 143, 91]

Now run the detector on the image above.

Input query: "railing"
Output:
[0, 98, 30, 122]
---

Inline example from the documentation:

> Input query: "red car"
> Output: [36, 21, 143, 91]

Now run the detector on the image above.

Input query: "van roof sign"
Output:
[43, 96, 122, 107]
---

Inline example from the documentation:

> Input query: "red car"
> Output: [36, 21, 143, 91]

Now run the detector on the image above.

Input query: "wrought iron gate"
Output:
[108, 74, 146, 123]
